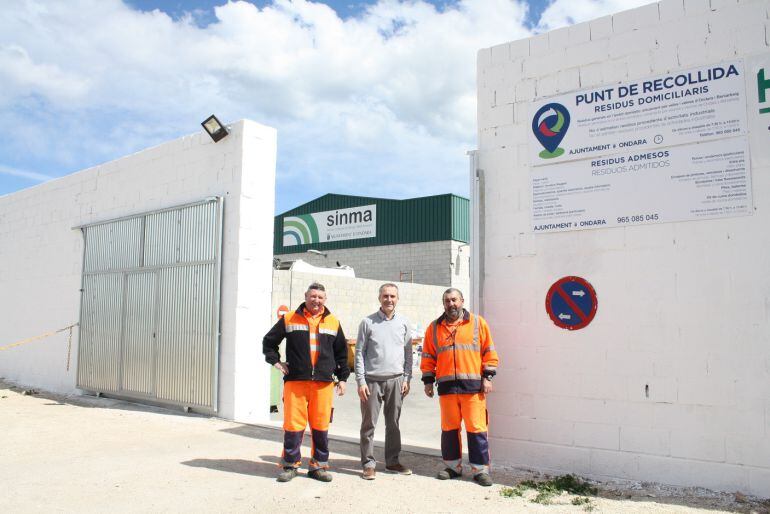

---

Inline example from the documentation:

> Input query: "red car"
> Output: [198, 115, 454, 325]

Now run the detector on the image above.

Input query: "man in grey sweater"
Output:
[355, 283, 413, 480]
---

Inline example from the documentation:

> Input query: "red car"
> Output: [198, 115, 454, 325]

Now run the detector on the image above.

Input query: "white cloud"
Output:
[537, 0, 656, 31]
[0, 163, 56, 182]
[0, 0, 650, 208]
[0, 45, 91, 106]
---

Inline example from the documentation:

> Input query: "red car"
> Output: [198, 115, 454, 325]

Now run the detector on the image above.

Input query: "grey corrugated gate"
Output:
[76, 197, 223, 412]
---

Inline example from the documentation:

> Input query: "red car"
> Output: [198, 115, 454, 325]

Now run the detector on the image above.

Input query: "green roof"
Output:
[274, 193, 469, 254]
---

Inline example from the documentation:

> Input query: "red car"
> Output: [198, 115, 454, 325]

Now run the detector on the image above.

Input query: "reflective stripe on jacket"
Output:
[263, 303, 350, 383]
[420, 309, 498, 395]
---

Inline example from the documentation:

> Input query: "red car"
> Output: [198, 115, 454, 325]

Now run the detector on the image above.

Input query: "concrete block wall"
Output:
[477, 0, 770, 497]
[270, 270, 448, 341]
[0, 120, 277, 424]
[280, 239, 470, 292]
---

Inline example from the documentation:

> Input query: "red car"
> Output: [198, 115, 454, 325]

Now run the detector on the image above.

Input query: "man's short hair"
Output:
[442, 287, 464, 300]
[378, 283, 399, 295]
[307, 282, 326, 293]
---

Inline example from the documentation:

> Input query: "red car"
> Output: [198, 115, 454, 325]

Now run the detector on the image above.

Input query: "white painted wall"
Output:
[279, 239, 470, 291]
[0, 120, 277, 424]
[270, 270, 448, 339]
[477, 0, 770, 497]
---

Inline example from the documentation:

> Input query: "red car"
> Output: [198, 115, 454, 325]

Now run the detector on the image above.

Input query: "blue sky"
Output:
[1, 0, 650, 214]
[125, 0, 554, 27]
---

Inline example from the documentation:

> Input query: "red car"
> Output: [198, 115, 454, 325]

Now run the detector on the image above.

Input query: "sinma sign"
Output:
[282, 204, 376, 246]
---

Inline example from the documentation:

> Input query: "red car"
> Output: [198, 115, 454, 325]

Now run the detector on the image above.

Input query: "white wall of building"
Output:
[270, 270, 448, 339]
[477, 0, 770, 496]
[0, 120, 277, 424]
[280, 239, 470, 292]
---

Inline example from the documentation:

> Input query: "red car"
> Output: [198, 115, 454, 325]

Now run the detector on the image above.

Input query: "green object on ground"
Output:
[270, 366, 282, 407]
[499, 474, 598, 505]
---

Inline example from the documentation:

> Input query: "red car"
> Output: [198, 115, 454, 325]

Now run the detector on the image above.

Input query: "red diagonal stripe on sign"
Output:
[555, 286, 587, 321]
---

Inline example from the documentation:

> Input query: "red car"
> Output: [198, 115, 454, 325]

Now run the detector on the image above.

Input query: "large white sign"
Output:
[282, 204, 376, 246]
[531, 137, 752, 233]
[529, 61, 747, 166]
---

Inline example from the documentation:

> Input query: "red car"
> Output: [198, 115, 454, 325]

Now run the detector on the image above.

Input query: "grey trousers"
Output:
[360, 376, 404, 469]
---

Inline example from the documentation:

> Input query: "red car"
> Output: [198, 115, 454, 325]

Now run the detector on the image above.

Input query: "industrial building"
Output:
[273, 193, 471, 294]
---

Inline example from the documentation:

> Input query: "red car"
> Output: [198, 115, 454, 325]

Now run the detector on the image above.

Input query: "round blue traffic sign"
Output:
[545, 276, 598, 330]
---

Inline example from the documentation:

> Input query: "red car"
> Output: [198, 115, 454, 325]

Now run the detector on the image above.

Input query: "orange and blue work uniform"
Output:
[263, 303, 349, 471]
[420, 309, 498, 474]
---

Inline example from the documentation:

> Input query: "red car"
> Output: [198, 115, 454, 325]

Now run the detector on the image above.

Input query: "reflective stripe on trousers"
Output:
[439, 392, 490, 475]
[281, 381, 334, 469]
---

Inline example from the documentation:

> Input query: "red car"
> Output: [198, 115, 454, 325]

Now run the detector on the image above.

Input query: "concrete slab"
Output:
[2, 380, 764, 513]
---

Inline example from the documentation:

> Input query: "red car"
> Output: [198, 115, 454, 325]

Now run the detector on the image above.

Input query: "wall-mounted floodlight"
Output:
[201, 115, 229, 142]
[307, 249, 328, 258]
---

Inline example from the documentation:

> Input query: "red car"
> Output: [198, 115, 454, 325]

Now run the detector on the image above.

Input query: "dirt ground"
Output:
[1, 379, 768, 514]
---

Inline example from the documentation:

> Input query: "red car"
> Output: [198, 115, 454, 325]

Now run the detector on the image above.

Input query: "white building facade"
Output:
[476, 0, 770, 497]
[0, 120, 277, 424]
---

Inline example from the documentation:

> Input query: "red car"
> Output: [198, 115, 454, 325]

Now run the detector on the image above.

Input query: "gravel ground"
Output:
[1, 379, 768, 514]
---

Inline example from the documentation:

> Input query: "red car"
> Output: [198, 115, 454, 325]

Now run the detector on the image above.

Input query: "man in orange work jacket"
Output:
[421, 288, 499, 487]
[263, 282, 349, 483]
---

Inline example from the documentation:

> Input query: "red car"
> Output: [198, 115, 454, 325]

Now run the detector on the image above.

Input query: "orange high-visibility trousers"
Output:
[439, 393, 489, 474]
[281, 381, 334, 470]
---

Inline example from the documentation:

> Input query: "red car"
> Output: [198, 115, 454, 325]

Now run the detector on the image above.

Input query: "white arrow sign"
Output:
[537, 108, 558, 127]
[572, 290, 585, 297]
[558, 313, 571, 320]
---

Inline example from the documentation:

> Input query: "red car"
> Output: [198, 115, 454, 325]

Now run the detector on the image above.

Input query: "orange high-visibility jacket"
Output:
[420, 309, 498, 395]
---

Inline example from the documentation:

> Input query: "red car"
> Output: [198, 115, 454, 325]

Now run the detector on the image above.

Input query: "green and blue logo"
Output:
[532, 102, 570, 159]
[283, 214, 319, 246]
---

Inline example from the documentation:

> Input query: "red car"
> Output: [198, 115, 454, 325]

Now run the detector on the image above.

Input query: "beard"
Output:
[446, 307, 461, 319]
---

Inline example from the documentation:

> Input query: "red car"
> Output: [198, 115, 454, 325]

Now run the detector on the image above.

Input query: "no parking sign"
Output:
[545, 276, 598, 330]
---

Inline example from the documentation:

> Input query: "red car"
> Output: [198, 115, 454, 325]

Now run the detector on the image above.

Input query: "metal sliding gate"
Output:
[76, 197, 223, 412]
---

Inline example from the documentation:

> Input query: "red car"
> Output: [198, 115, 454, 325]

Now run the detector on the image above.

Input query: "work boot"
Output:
[362, 467, 376, 480]
[308, 469, 333, 482]
[436, 468, 462, 480]
[385, 463, 412, 475]
[277, 467, 298, 482]
[473, 472, 493, 487]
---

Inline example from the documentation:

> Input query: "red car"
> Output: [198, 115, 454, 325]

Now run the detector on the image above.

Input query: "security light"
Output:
[307, 249, 328, 258]
[201, 115, 229, 142]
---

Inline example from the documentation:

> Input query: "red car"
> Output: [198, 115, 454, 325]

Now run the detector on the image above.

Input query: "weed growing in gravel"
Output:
[572, 496, 596, 511]
[499, 474, 599, 508]
[499, 485, 525, 498]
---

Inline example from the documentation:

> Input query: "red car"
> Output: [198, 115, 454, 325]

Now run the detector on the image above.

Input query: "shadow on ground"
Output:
[181, 458, 279, 479]
[5, 378, 768, 513]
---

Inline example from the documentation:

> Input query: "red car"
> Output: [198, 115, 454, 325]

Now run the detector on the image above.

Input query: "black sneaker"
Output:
[473, 472, 493, 487]
[308, 469, 333, 482]
[436, 468, 462, 480]
[277, 467, 298, 482]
